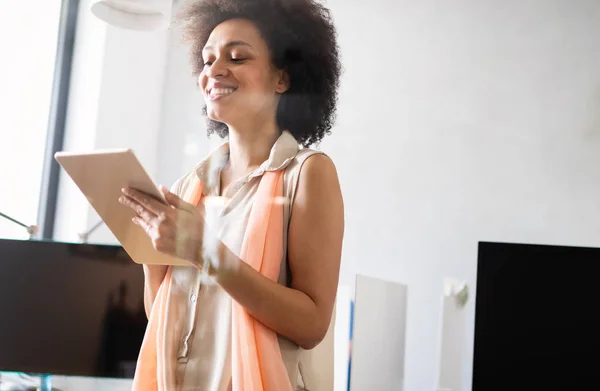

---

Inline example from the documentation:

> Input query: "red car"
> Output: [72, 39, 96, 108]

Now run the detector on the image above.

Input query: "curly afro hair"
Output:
[177, 0, 341, 147]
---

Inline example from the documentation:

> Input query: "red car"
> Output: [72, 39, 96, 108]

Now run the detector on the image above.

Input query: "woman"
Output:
[118, 0, 343, 390]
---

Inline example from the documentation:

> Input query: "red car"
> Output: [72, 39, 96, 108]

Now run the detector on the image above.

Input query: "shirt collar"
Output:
[194, 130, 300, 188]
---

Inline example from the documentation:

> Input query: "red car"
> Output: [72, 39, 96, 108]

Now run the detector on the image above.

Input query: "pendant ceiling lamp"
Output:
[91, 0, 174, 31]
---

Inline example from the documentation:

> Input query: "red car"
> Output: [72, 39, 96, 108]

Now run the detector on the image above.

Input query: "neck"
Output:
[226, 120, 281, 175]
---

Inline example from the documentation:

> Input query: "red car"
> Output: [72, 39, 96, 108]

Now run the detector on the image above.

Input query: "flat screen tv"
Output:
[472, 241, 600, 391]
[0, 238, 147, 379]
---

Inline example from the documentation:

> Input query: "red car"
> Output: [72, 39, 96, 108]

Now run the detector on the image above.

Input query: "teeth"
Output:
[211, 88, 235, 96]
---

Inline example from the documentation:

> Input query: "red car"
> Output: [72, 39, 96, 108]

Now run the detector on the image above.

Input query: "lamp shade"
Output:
[90, 0, 173, 31]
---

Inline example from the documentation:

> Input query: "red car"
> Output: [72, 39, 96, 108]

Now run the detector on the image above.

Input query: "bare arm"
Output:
[214, 154, 344, 349]
[142, 264, 168, 318]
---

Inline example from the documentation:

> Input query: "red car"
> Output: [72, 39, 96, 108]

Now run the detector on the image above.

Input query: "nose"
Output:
[204, 57, 229, 79]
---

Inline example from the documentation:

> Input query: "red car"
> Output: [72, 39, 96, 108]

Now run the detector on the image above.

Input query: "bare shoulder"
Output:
[296, 152, 342, 194]
[292, 152, 344, 225]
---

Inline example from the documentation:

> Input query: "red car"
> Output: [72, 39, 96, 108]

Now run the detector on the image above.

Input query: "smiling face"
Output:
[199, 19, 289, 130]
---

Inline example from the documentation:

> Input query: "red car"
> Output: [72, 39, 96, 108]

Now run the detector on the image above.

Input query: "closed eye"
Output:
[203, 58, 245, 67]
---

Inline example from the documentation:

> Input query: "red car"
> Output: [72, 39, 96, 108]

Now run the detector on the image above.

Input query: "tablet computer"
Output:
[55, 148, 190, 266]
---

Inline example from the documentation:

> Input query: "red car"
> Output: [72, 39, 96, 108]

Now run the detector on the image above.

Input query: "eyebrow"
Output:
[203, 40, 252, 51]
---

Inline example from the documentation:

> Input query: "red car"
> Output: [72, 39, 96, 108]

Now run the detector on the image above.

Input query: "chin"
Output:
[206, 107, 229, 124]
[206, 103, 245, 127]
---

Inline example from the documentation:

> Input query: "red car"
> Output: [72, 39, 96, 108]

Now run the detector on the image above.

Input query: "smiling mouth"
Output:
[209, 87, 237, 100]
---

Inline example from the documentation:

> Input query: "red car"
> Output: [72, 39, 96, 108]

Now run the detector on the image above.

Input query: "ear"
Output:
[275, 69, 290, 94]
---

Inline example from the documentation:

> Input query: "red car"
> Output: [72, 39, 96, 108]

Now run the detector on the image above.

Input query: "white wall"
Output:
[330, 0, 600, 389]
[53, 0, 600, 390]
[156, 0, 600, 390]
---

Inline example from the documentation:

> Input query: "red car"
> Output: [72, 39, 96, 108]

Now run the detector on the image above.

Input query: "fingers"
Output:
[133, 216, 183, 257]
[132, 216, 153, 236]
[120, 194, 158, 222]
[122, 187, 169, 216]
[133, 213, 170, 237]
[129, 197, 195, 242]
[128, 186, 205, 264]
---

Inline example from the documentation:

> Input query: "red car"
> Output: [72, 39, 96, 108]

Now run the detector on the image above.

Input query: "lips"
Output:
[208, 87, 237, 100]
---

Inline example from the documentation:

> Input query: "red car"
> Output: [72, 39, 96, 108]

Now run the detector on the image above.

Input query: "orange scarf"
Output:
[132, 171, 293, 391]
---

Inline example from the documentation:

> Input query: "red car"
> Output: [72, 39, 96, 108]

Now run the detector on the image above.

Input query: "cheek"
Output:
[198, 73, 208, 92]
[238, 67, 276, 93]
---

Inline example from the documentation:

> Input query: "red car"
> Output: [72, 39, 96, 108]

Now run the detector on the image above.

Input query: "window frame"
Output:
[37, 0, 80, 239]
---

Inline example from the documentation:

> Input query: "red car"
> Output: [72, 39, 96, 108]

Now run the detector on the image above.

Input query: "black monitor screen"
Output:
[472, 241, 600, 391]
[0, 239, 147, 379]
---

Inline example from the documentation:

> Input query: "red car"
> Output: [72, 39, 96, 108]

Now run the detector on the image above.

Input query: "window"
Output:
[0, 1, 74, 239]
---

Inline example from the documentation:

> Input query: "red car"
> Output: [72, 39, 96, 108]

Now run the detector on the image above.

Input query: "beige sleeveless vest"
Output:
[165, 131, 335, 391]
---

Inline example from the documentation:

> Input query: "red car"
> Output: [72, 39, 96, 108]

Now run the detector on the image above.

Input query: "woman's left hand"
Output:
[119, 186, 206, 266]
